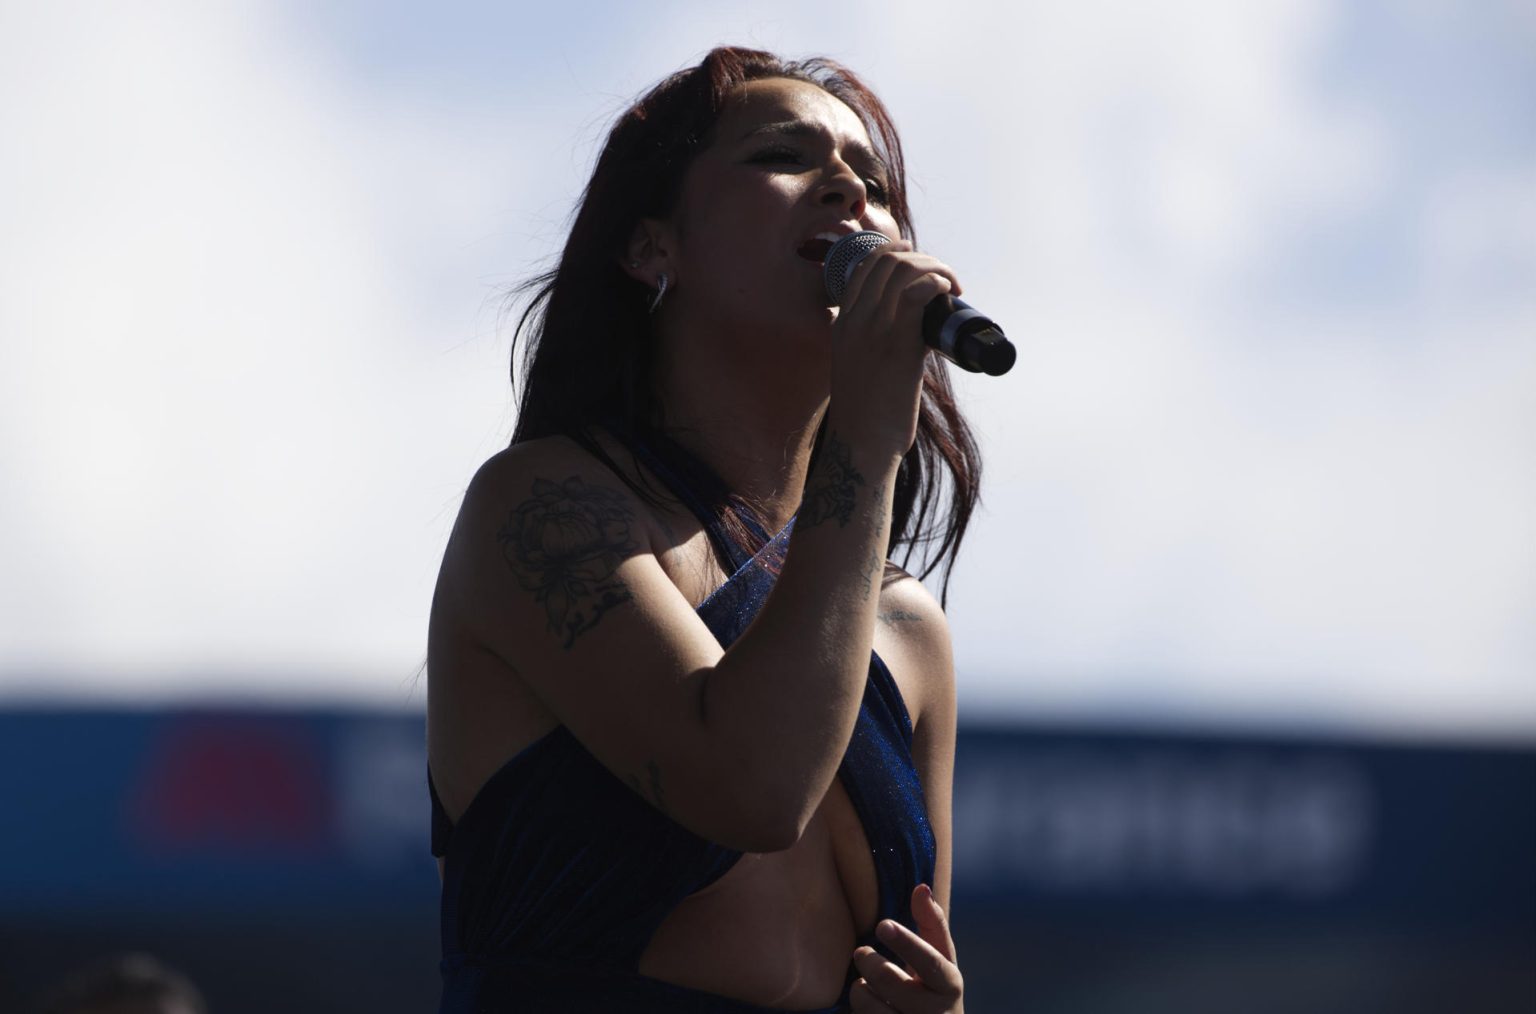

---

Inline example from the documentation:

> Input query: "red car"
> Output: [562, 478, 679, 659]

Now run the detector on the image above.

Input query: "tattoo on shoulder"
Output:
[799, 430, 865, 529]
[497, 475, 637, 649]
[878, 608, 925, 626]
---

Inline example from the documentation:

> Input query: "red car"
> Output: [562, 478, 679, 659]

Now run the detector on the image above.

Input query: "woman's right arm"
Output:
[439, 429, 899, 853]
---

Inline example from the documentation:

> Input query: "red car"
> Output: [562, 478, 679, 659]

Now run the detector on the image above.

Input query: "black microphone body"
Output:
[823, 231, 1016, 376]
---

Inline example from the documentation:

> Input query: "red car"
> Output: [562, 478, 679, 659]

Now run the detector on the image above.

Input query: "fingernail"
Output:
[877, 920, 899, 942]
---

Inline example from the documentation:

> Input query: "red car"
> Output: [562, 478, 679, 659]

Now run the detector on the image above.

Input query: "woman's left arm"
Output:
[850, 576, 964, 1014]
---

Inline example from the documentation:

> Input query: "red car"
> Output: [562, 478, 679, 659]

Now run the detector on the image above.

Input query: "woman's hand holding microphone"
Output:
[825, 238, 961, 459]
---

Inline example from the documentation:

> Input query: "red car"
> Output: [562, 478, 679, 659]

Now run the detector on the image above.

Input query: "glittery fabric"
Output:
[430, 430, 935, 1013]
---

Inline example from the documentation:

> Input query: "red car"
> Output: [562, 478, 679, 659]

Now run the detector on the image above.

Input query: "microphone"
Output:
[823, 231, 1016, 376]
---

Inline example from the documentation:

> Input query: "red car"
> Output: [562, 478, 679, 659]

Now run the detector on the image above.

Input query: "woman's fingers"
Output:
[825, 242, 959, 455]
[853, 945, 917, 998]
[842, 241, 961, 302]
[837, 242, 959, 328]
[852, 896, 965, 1013]
[898, 272, 953, 311]
[849, 975, 902, 1013]
[876, 914, 964, 997]
[836, 238, 910, 311]
[912, 883, 958, 963]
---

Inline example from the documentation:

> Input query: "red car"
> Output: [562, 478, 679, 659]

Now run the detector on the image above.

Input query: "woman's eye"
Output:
[750, 146, 802, 164]
[748, 146, 891, 204]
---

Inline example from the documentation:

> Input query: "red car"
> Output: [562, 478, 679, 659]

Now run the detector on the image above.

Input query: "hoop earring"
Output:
[649, 273, 668, 314]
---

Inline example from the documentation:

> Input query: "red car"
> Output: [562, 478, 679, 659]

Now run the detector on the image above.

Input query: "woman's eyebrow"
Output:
[739, 120, 888, 174]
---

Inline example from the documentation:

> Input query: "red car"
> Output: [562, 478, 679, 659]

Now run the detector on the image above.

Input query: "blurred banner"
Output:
[951, 726, 1534, 1013]
[0, 709, 429, 916]
[0, 707, 1530, 1013]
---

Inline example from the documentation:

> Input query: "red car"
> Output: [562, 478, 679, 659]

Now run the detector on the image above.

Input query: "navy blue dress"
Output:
[430, 431, 936, 1012]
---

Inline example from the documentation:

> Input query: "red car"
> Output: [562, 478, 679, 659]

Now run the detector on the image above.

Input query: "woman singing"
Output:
[427, 46, 980, 1013]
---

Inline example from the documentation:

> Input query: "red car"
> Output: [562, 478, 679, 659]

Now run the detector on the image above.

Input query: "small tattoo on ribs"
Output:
[647, 759, 668, 815]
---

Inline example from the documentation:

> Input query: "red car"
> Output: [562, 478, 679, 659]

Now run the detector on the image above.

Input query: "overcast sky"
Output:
[2, 1, 1532, 740]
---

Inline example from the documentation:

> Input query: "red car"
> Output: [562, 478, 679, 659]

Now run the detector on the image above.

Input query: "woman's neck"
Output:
[651, 338, 827, 534]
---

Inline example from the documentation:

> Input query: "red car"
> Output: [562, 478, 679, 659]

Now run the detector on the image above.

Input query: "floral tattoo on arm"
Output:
[799, 430, 865, 529]
[497, 477, 638, 649]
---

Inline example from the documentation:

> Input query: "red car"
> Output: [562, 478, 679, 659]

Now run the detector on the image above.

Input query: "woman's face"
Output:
[657, 77, 902, 341]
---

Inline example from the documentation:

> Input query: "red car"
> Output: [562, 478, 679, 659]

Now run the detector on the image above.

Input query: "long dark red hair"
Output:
[507, 46, 982, 603]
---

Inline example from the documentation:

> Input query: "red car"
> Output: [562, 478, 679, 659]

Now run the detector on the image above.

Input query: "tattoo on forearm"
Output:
[497, 476, 637, 649]
[799, 430, 865, 529]
[861, 549, 883, 601]
[859, 478, 888, 600]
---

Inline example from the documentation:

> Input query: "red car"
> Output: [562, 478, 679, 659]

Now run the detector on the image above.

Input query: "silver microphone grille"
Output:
[822, 230, 891, 304]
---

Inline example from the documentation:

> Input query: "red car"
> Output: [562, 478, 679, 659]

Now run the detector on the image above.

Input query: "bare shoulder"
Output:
[462, 434, 648, 526]
[877, 568, 954, 669]
[875, 567, 956, 732]
[438, 435, 662, 639]
[877, 568, 960, 911]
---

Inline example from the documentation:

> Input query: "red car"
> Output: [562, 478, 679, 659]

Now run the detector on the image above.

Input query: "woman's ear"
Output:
[622, 218, 675, 286]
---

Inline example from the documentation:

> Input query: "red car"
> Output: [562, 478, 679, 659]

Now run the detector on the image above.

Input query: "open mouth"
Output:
[796, 238, 834, 264]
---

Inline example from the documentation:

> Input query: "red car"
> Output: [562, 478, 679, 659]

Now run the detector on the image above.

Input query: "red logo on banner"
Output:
[128, 714, 332, 857]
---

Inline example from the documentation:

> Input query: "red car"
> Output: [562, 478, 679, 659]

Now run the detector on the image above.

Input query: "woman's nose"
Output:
[817, 163, 867, 215]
